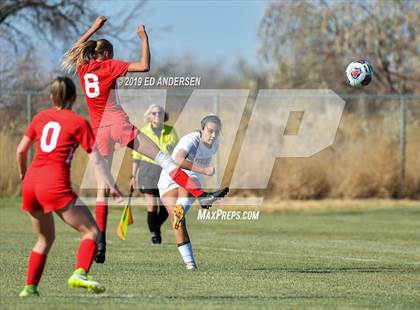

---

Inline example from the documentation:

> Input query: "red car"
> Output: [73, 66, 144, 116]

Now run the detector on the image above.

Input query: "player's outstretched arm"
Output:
[127, 25, 150, 72]
[90, 151, 123, 201]
[16, 136, 34, 180]
[74, 16, 107, 47]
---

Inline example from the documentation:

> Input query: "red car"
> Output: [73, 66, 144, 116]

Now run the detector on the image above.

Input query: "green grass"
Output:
[0, 198, 419, 309]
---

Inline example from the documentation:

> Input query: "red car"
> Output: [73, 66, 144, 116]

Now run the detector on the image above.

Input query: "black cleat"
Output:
[95, 232, 106, 264]
[151, 233, 162, 245]
[198, 187, 229, 209]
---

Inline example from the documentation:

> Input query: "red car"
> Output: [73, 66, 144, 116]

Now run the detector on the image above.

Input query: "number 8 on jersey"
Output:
[84, 73, 100, 98]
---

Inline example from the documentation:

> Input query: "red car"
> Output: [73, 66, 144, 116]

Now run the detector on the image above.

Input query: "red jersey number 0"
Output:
[40, 121, 61, 153]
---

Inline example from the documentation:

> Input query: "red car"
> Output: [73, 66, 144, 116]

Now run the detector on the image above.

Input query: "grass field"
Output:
[0, 198, 419, 309]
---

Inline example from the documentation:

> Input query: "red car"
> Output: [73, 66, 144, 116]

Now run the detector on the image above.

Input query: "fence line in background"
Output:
[1, 92, 419, 189]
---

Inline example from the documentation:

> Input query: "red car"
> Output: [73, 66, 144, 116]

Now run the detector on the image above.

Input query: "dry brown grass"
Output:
[1, 108, 419, 200]
[0, 131, 21, 196]
[237, 111, 419, 200]
[277, 112, 417, 199]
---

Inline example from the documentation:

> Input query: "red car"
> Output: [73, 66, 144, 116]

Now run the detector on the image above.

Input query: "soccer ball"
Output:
[346, 60, 373, 87]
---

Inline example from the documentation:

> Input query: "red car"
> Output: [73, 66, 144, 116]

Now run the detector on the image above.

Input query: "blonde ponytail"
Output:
[61, 40, 97, 72]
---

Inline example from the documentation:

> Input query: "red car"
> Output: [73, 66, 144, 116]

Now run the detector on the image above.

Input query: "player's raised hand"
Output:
[93, 16, 107, 30]
[136, 25, 148, 40]
[71, 16, 107, 48]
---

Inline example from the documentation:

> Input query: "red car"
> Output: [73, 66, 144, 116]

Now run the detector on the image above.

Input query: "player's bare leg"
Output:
[20, 210, 55, 297]
[162, 188, 197, 270]
[29, 210, 56, 255]
[162, 189, 190, 241]
[128, 133, 229, 205]
[56, 200, 105, 294]
[55, 199, 98, 244]
[95, 155, 113, 263]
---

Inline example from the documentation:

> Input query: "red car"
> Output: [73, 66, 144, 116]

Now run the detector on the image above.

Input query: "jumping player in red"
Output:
[62, 16, 228, 263]
[17, 77, 122, 297]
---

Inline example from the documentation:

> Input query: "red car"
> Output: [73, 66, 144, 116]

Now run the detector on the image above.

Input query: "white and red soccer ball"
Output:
[346, 60, 373, 87]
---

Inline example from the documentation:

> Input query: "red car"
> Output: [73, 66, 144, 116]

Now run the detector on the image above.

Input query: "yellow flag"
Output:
[117, 191, 134, 240]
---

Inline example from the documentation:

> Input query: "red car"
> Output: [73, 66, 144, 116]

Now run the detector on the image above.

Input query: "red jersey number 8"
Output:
[40, 121, 61, 153]
[84, 73, 100, 98]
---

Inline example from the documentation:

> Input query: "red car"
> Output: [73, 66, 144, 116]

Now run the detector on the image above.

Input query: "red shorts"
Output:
[22, 180, 77, 213]
[93, 121, 138, 156]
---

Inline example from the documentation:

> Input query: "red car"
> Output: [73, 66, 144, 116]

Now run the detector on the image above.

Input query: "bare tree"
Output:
[1, 0, 88, 50]
[259, 0, 419, 93]
[0, 0, 146, 94]
[0, 0, 146, 51]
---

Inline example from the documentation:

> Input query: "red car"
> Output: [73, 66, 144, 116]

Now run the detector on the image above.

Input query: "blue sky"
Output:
[96, 0, 269, 70]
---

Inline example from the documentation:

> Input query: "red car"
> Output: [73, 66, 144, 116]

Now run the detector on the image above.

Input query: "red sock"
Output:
[169, 168, 204, 197]
[95, 202, 108, 232]
[26, 251, 47, 286]
[75, 239, 97, 273]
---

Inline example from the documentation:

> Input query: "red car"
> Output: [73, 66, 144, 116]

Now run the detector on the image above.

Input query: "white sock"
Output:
[176, 197, 192, 214]
[154, 151, 177, 173]
[177, 242, 195, 265]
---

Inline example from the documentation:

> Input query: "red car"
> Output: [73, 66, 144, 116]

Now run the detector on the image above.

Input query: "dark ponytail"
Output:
[201, 114, 222, 130]
[50, 76, 77, 109]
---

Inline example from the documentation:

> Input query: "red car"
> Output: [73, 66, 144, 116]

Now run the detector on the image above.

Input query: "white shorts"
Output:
[158, 169, 203, 197]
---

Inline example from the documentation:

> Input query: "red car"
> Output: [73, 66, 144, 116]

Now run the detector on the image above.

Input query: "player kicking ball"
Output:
[17, 77, 122, 297]
[62, 16, 228, 263]
[158, 115, 228, 270]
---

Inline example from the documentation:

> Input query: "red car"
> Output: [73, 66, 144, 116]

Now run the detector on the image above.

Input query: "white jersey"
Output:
[158, 131, 219, 195]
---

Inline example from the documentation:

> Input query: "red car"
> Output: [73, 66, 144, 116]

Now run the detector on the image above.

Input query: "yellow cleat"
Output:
[173, 204, 185, 230]
[19, 285, 39, 297]
[67, 268, 105, 294]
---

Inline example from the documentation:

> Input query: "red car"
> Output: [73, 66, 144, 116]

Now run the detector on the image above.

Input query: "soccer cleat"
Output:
[173, 204, 185, 230]
[186, 262, 197, 270]
[67, 268, 105, 294]
[95, 232, 106, 264]
[19, 285, 40, 297]
[151, 232, 162, 244]
[198, 187, 229, 209]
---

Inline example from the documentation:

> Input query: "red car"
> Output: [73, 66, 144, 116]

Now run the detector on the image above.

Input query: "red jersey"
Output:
[24, 108, 95, 185]
[77, 59, 130, 129]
